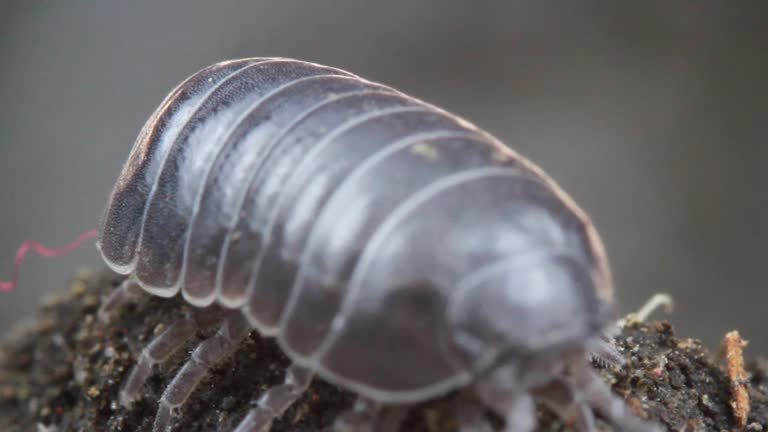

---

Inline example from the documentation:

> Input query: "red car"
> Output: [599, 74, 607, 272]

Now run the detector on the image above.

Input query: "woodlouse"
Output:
[95, 57, 662, 432]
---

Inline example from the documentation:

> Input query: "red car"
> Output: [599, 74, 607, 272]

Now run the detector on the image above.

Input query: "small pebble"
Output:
[153, 323, 166, 335]
[104, 346, 116, 358]
[221, 396, 236, 410]
[70, 280, 87, 296]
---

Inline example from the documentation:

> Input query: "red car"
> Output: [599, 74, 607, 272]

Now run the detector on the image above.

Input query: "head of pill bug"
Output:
[447, 251, 608, 383]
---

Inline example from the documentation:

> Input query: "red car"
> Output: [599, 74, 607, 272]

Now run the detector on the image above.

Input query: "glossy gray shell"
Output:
[97, 57, 614, 403]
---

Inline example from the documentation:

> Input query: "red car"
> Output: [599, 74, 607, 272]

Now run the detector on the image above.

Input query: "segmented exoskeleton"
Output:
[96, 57, 661, 432]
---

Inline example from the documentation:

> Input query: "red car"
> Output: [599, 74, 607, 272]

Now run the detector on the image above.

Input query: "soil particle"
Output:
[1, 270, 766, 431]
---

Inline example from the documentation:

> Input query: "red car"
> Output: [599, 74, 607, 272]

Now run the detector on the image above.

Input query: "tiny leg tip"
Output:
[152, 405, 173, 432]
[119, 392, 135, 409]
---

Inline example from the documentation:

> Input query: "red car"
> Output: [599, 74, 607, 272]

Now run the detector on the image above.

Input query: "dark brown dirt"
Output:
[1, 270, 766, 431]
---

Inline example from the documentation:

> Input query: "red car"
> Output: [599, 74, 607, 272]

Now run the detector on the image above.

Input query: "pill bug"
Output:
[96, 57, 661, 432]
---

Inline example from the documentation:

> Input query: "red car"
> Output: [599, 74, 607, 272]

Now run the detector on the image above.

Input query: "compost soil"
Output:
[1, 270, 766, 431]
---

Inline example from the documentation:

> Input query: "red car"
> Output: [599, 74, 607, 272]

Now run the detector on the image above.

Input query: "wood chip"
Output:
[722, 330, 750, 429]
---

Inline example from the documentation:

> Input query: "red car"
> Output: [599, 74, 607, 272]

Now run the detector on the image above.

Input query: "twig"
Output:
[722, 330, 750, 429]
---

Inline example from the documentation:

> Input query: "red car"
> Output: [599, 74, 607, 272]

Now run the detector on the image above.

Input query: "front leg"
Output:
[474, 366, 536, 432]
[331, 398, 407, 432]
[569, 357, 663, 432]
[533, 378, 597, 432]
[332, 398, 381, 432]
[451, 390, 494, 432]
[490, 393, 536, 432]
[591, 293, 674, 369]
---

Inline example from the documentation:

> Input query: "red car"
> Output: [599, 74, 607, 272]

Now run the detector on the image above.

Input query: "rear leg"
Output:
[119, 305, 224, 408]
[97, 278, 143, 323]
[153, 312, 251, 432]
[232, 363, 313, 432]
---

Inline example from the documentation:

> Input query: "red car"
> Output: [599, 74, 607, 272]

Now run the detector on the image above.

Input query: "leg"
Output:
[474, 366, 537, 432]
[590, 293, 674, 370]
[588, 335, 625, 369]
[570, 360, 663, 432]
[331, 398, 406, 432]
[533, 378, 596, 432]
[233, 364, 313, 432]
[454, 391, 494, 432]
[97, 278, 143, 323]
[332, 398, 381, 432]
[120, 306, 224, 408]
[498, 394, 536, 432]
[153, 312, 251, 432]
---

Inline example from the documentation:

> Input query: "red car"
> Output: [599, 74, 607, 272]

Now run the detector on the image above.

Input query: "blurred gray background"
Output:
[1, 2, 766, 352]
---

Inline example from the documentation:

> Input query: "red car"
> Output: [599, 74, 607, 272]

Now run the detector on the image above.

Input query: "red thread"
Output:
[0, 228, 98, 292]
